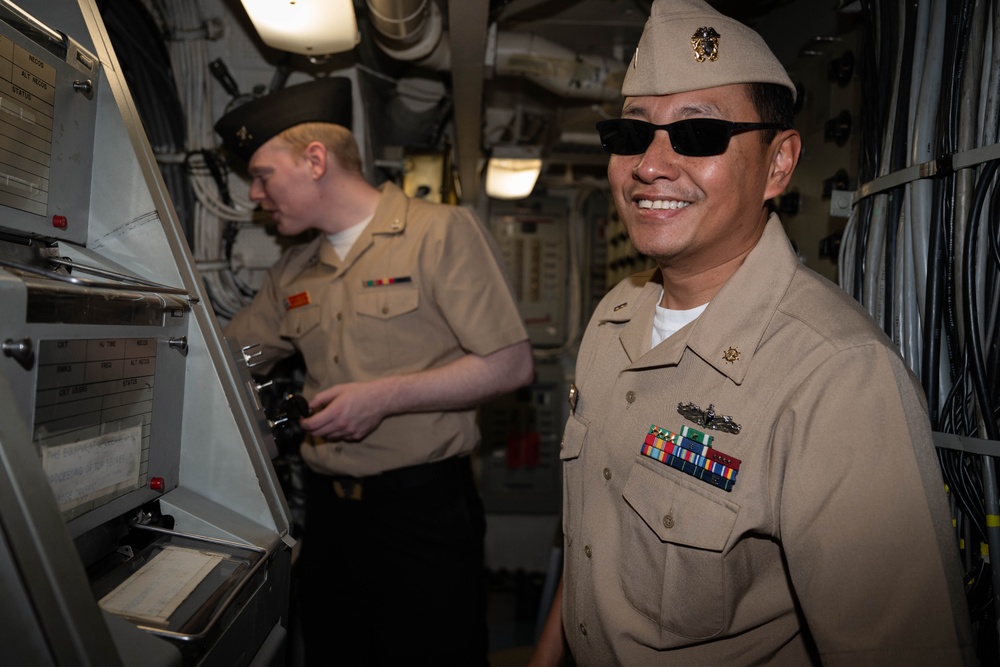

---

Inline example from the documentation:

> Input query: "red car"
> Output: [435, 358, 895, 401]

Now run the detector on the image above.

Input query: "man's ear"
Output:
[764, 130, 802, 201]
[303, 141, 328, 180]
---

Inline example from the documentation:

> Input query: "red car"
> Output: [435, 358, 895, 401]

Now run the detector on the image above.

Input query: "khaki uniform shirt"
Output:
[226, 182, 528, 476]
[561, 215, 974, 666]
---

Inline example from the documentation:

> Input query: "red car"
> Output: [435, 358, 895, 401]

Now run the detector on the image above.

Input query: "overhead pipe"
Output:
[491, 30, 624, 101]
[365, 0, 624, 101]
[365, 0, 450, 68]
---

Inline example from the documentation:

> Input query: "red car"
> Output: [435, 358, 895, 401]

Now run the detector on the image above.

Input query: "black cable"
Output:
[940, 0, 978, 387]
[923, 177, 947, 425]
[939, 448, 987, 545]
[853, 0, 882, 303]
[882, 1, 918, 336]
[962, 160, 1000, 440]
[985, 167, 1000, 407]
[922, 0, 968, 422]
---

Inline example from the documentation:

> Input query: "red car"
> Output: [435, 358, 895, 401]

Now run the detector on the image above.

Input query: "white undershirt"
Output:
[326, 215, 373, 260]
[652, 297, 708, 347]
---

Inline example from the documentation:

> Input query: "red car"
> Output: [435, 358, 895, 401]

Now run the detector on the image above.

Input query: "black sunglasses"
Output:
[595, 118, 789, 157]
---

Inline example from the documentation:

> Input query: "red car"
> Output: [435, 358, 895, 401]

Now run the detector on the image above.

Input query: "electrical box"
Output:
[0, 2, 292, 665]
[491, 197, 569, 348]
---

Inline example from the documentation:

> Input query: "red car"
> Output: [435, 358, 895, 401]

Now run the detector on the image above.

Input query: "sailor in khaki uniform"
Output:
[529, 2, 974, 666]
[215, 78, 533, 667]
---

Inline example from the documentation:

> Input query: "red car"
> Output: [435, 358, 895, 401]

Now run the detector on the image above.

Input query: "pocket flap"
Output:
[356, 288, 419, 319]
[278, 305, 322, 338]
[623, 460, 738, 551]
[560, 413, 588, 461]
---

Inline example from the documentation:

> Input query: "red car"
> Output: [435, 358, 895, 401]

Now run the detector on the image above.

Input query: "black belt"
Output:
[317, 456, 471, 502]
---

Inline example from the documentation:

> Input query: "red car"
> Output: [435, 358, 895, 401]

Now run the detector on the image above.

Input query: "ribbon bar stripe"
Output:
[643, 424, 741, 492]
[680, 424, 714, 447]
[647, 425, 742, 471]
[362, 276, 412, 287]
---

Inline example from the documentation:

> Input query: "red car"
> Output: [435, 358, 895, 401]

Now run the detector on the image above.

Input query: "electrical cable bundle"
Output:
[150, 0, 259, 320]
[841, 0, 1000, 660]
[98, 0, 259, 320]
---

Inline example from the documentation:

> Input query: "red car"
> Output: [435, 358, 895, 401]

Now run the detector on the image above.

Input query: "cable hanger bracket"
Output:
[854, 141, 1000, 203]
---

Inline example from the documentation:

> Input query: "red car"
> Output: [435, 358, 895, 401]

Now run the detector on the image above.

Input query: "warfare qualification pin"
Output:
[677, 401, 741, 435]
[691, 26, 721, 63]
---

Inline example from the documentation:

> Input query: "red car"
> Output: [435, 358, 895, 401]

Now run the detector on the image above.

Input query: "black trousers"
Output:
[298, 456, 489, 667]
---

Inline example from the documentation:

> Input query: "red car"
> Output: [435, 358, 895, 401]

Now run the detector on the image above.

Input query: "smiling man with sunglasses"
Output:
[529, 1, 974, 666]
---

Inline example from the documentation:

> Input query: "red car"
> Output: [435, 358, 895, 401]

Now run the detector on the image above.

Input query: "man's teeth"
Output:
[638, 199, 691, 210]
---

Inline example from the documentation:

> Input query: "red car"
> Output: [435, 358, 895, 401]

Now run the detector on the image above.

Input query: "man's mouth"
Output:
[637, 199, 691, 210]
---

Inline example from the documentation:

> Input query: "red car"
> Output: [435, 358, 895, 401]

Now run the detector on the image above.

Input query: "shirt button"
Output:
[382, 306, 389, 315]
[334, 355, 340, 364]
[663, 514, 675, 529]
[337, 312, 343, 321]
[625, 390, 636, 403]
[584, 545, 592, 558]
[603, 468, 612, 480]
[579, 622, 587, 636]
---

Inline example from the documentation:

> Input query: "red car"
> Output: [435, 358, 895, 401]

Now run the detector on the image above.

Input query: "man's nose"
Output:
[632, 130, 682, 181]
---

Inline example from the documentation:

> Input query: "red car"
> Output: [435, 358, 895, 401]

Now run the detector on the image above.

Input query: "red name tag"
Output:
[284, 292, 311, 310]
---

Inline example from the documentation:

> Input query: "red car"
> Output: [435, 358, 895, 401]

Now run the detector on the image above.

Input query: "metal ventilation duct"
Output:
[364, 0, 623, 200]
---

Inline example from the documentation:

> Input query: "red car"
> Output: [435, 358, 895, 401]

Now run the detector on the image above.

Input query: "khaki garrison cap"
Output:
[622, 0, 796, 101]
[214, 77, 353, 164]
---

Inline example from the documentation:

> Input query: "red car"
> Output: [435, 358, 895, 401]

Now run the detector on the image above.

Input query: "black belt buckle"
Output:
[332, 478, 363, 500]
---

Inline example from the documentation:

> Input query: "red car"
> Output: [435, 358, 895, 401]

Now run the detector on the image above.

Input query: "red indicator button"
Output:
[150, 477, 165, 491]
[52, 215, 68, 229]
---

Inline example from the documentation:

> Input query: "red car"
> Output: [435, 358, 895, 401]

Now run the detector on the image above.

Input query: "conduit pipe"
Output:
[365, 0, 624, 101]
[365, 0, 450, 69]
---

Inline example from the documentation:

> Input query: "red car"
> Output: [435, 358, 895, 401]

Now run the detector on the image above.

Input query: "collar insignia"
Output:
[677, 401, 741, 434]
[691, 26, 721, 63]
[723, 346, 740, 364]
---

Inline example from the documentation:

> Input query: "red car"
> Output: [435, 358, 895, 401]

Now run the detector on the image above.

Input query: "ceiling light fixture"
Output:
[239, 0, 360, 56]
[485, 146, 543, 200]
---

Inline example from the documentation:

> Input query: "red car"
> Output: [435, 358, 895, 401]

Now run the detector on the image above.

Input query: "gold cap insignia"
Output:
[691, 26, 721, 63]
[235, 125, 253, 147]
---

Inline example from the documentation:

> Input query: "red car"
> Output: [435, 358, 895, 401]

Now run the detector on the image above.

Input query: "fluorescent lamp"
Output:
[485, 147, 542, 200]
[240, 0, 360, 56]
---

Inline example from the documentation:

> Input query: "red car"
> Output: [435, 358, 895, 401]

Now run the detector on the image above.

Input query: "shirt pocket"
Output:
[353, 288, 420, 371]
[278, 305, 324, 350]
[560, 413, 589, 546]
[620, 458, 738, 640]
[355, 288, 419, 319]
